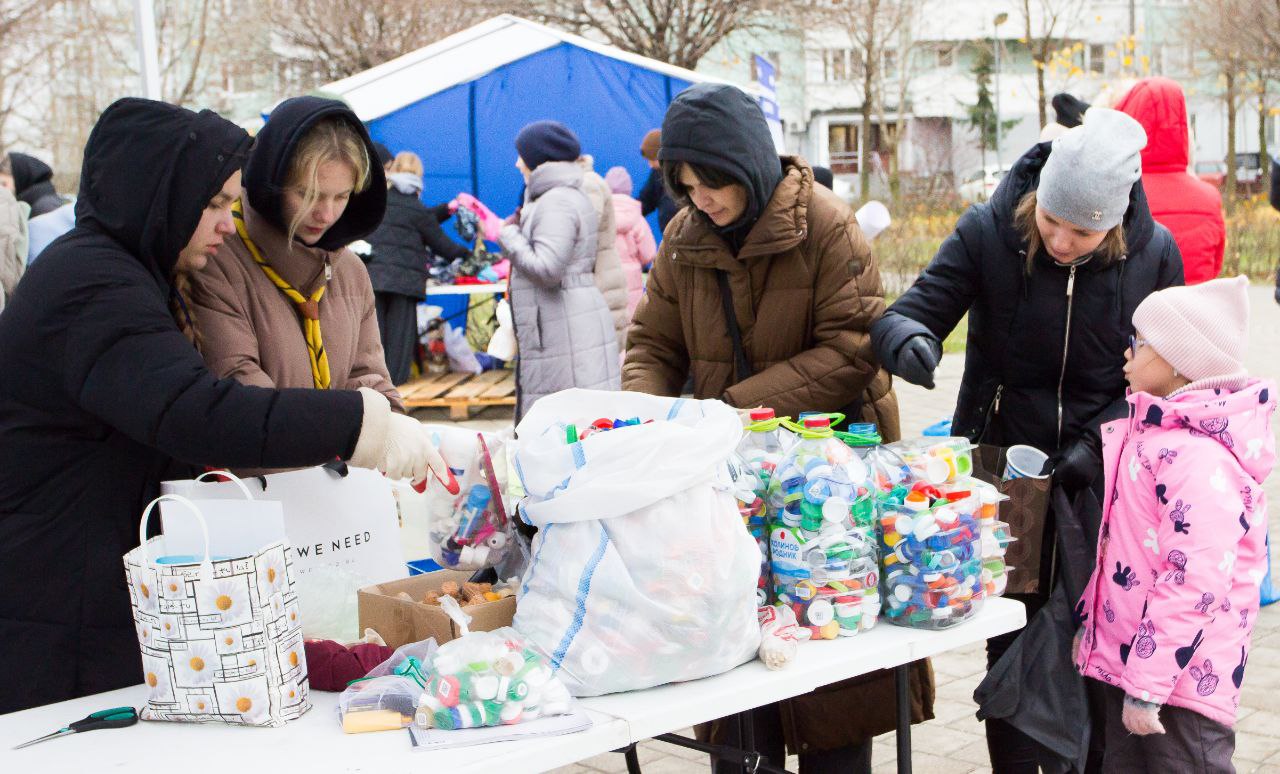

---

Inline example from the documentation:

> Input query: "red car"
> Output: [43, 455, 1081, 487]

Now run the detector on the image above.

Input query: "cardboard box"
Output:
[357, 570, 516, 649]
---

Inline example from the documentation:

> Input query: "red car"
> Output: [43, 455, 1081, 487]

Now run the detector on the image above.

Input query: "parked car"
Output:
[1195, 153, 1263, 194]
[958, 165, 1005, 202]
[1194, 160, 1226, 188]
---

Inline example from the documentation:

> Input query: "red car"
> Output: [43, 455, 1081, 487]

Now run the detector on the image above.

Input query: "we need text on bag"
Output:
[162, 465, 406, 641]
[512, 390, 761, 696]
[124, 495, 309, 727]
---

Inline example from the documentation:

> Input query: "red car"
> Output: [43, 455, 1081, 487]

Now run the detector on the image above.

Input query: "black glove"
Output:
[1042, 434, 1102, 491]
[894, 334, 942, 389]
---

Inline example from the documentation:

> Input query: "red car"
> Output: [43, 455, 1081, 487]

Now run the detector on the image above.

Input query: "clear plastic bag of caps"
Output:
[425, 428, 515, 572]
[883, 437, 977, 486]
[734, 408, 797, 605]
[966, 478, 1016, 598]
[879, 499, 984, 629]
[768, 415, 880, 639]
[429, 481, 513, 571]
[416, 597, 574, 730]
[724, 452, 770, 606]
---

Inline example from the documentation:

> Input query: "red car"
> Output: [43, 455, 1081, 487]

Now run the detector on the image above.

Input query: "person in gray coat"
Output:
[500, 121, 620, 421]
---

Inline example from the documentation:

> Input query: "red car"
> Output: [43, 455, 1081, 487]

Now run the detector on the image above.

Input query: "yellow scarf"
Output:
[232, 199, 331, 389]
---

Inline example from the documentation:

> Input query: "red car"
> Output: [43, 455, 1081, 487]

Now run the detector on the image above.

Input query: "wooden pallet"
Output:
[398, 369, 516, 420]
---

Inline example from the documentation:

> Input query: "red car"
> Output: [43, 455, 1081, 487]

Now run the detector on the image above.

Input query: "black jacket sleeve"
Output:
[418, 205, 471, 262]
[1270, 156, 1279, 212]
[65, 270, 364, 469]
[871, 206, 986, 372]
[638, 169, 663, 217]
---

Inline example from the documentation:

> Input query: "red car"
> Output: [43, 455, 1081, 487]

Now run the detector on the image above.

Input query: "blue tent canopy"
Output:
[321, 15, 723, 241]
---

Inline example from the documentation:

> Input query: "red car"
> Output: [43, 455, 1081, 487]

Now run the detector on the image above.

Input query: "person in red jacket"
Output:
[1115, 77, 1224, 284]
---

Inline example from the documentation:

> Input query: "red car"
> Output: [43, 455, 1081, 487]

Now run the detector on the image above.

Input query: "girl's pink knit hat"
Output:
[1132, 275, 1250, 392]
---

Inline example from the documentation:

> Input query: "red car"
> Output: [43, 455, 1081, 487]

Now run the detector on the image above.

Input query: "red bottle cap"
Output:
[802, 416, 831, 429]
[749, 408, 776, 421]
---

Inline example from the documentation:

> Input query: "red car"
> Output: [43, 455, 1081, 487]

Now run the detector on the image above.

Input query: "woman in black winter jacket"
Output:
[0, 99, 451, 714]
[3, 152, 65, 217]
[366, 150, 471, 384]
[871, 108, 1183, 772]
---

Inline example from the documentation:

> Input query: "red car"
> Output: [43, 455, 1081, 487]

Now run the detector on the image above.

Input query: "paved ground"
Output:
[420, 284, 1280, 773]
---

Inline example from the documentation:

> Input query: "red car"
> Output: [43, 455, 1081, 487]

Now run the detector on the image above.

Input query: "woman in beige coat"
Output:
[187, 96, 403, 411]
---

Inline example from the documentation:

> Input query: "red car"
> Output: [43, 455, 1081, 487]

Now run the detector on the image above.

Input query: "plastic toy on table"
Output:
[768, 415, 880, 640]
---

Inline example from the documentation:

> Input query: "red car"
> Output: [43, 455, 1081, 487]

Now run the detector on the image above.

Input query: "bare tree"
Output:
[25, 0, 272, 191]
[1020, 0, 1085, 130]
[1187, 0, 1254, 211]
[802, 0, 913, 200]
[268, 0, 495, 87]
[516, 0, 767, 71]
[876, 1, 923, 203]
[0, 0, 60, 144]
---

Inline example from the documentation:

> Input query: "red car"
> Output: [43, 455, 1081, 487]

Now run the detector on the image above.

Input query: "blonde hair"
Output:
[284, 117, 371, 243]
[390, 151, 423, 177]
[1014, 190, 1126, 270]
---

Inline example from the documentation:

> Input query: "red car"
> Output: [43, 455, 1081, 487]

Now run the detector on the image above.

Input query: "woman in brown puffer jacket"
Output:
[623, 82, 931, 774]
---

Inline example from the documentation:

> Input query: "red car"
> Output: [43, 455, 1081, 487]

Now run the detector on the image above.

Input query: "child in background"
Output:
[1075, 276, 1274, 772]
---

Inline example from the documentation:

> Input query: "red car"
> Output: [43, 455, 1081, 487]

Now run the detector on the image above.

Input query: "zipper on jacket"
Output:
[1056, 265, 1077, 448]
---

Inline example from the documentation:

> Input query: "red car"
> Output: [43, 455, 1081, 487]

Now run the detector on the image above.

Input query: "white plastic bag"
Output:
[512, 390, 761, 696]
[443, 320, 482, 375]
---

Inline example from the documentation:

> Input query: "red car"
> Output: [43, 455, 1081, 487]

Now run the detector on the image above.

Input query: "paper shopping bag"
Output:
[973, 445, 1051, 595]
[163, 465, 407, 641]
[124, 495, 309, 727]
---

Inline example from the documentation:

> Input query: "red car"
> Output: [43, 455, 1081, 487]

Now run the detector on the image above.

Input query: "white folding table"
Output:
[583, 596, 1027, 774]
[0, 598, 1025, 774]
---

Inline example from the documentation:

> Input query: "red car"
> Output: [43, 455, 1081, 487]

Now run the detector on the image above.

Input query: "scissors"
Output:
[13, 706, 138, 749]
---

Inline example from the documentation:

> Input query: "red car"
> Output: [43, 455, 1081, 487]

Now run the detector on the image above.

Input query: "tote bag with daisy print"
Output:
[124, 494, 310, 727]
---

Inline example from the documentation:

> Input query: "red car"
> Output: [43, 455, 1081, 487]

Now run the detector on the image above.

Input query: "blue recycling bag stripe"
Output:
[666, 398, 686, 421]
[550, 525, 610, 671]
[571, 441, 586, 469]
[521, 522, 554, 597]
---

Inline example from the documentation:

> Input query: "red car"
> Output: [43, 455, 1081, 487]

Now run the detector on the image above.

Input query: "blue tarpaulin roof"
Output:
[319, 15, 726, 236]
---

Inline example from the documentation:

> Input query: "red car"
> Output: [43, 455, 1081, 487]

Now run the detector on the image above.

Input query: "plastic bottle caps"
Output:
[807, 598, 835, 626]
[803, 416, 831, 430]
[750, 408, 776, 421]
[902, 490, 930, 512]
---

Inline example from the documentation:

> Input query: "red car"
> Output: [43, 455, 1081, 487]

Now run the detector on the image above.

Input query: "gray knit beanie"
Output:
[1038, 107, 1147, 231]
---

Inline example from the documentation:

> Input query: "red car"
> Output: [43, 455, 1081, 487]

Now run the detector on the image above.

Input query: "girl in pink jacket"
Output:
[604, 166, 657, 319]
[1075, 276, 1274, 770]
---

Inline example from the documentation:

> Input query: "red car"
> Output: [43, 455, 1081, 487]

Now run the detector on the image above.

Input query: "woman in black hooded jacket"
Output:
[0, 99, 449, 714]
[872, 109, 1183, 771]
[4, 152, 65, 217]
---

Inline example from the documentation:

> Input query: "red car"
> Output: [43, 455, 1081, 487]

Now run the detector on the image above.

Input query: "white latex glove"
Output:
[348, 389, 457, 494]
[382, 413, 456, 492]
[1122, 695, 1165, 736]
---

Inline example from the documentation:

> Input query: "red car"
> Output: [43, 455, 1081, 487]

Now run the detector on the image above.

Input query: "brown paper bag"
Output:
[973, 445, 1052, 595]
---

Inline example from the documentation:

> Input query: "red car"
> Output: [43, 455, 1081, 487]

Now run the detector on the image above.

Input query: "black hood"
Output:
[659, 83, 783, 236]
[74, 98, 252, 282]
[8, 152, 57, 208]
[988, 141, 1155, 263]
[9, 152, 53, 193]
[244, 96, 386, 252]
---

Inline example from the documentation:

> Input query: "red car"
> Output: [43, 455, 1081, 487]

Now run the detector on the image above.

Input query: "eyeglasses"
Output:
[1129, 335, 1148, 357]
